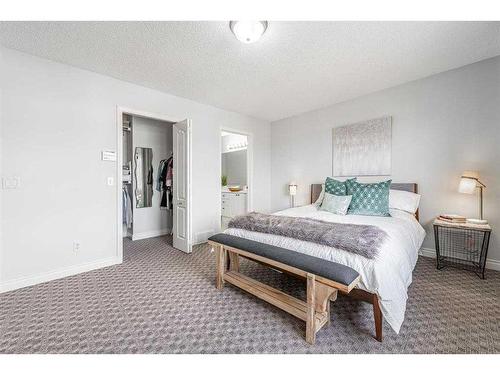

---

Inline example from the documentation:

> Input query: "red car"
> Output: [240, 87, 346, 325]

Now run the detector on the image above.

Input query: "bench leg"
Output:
[325, 301, 331, 327]
[373, 294, 383, 342]
[228, 251, 240, 272]
[315, 283, 337, 328]
[215, 244, 225, 289]
[306, 273, 316, 344]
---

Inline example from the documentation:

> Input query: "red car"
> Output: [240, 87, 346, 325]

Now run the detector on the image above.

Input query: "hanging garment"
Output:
[159, 156, 174, 210]
[167, 157, 173, 209]
[168, 186, 173, 210]
[156, 159, 167, 192]
[122, 187, 133, 228]
[166, 157, 173, 187]
[160, 186, 168, 208]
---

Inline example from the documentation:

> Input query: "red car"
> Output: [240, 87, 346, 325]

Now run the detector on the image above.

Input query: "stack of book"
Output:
[438, 214, 466, 223]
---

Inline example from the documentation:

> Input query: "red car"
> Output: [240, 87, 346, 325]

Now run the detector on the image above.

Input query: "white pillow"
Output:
[389, 189, 421, 214]
[320, 193, 352, 215]
[314, 183, 325, 207]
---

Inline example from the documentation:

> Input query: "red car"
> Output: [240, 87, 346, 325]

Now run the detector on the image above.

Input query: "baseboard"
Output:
[132, 228, 171, 241]
[419, 247, 500, 271]
[193, 230, 217, 246]
[192, 239, 208, 246]
[0, 256, 121, 294]
[419, 247, 437, 259]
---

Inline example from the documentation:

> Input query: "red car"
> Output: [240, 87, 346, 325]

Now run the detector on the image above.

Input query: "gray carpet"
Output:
[0, 235, 498, 354]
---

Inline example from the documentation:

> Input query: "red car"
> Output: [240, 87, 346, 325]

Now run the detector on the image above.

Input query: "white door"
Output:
[172, 119, 191, 253]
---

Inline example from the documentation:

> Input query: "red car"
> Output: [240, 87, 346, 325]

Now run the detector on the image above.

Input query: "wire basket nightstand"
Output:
[433, 219, 491, 279]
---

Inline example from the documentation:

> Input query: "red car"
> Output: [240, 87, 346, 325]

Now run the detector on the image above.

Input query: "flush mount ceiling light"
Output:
[229, 21, 268, 44]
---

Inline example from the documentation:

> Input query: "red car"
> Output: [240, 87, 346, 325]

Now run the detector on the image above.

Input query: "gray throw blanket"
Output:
[228, 212, 388, 259]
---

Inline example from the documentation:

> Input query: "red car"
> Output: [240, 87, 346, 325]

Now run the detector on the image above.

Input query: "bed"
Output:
[218, 183, 426, 341]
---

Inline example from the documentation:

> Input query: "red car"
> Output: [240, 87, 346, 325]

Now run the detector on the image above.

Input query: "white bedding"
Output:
[224, 205, 426, 333]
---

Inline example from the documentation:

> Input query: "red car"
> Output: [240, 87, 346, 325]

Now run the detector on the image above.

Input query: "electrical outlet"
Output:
[73, 240, 81, 253]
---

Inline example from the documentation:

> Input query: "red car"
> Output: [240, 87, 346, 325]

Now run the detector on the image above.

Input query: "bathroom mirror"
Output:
[135, 147, 153, 208]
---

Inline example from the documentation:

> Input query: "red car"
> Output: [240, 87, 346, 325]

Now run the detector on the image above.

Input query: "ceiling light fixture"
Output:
[229, 21, 268, 44]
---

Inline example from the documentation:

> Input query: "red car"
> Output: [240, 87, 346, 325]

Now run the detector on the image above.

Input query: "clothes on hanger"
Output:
[122, 186, 133, 228]
[166, 157, 173, 188]
[165, 157, 173, 210]
[156, 159, 167, 192]
[158, 155, 173, 210]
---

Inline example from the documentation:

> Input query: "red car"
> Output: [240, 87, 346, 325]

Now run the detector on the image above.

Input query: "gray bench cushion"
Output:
[208, 233, 359, 287]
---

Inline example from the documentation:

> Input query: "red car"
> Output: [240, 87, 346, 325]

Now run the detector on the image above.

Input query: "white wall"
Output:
[271, 56, 500, 267]
[131, 116, 173, 239]
[0, 47, 271, 291]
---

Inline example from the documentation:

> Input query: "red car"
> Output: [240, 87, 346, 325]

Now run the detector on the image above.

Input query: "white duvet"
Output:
[224, 205, 426, 333]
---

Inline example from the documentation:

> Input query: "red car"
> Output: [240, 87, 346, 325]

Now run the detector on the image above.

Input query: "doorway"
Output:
[116, 107, 192, 261]
[220, 129, 252, 230]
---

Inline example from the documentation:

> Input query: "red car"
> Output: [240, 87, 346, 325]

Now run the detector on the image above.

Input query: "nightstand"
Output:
[433, 218, 492, 279]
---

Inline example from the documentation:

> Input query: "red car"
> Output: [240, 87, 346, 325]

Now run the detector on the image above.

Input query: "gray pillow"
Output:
[320, 193, 352, 215]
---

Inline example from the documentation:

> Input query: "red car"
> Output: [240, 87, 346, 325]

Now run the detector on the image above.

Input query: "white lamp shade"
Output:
[288, 182, 297, 196]
[458, 177, 477, 194]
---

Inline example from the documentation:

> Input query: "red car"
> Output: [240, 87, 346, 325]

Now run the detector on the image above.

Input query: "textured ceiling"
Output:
[1, 21, 499, 121]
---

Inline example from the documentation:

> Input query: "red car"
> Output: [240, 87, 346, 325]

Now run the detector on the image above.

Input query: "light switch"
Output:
[2, 176, 21, 189]
[101, 150, 116, 161]
[107, 177, 114, 186]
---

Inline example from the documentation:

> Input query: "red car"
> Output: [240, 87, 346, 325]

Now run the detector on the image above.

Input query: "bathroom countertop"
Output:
[221, 187, 248, 194]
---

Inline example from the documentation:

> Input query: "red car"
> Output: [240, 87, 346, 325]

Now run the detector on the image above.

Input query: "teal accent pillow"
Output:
[346, 179, 392, 216]
[324, 177, 356, 196]
[320, 193, 352, 215]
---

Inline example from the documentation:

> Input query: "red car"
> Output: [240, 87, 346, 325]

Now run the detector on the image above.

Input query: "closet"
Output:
[122, 114, 174, 241]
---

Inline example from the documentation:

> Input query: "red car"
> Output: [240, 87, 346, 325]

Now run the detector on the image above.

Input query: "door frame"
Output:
[219, 127, 253, 231]
[116, 106, 192, 261]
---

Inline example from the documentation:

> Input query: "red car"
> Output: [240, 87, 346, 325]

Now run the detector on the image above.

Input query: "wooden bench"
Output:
[208, 234, 360, 344]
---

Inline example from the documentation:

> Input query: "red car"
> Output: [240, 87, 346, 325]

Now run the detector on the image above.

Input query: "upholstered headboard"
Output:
[311, 183, 419, 220]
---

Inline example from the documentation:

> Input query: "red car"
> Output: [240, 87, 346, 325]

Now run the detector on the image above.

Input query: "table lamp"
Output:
[289, 182, 297, 208]
[458, 171, 487, 224]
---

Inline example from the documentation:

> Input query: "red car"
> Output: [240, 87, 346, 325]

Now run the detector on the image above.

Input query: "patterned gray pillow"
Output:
[320, 193, 352, 215]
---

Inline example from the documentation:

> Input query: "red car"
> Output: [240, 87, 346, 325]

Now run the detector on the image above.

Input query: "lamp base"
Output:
[466, 218, 488, 225]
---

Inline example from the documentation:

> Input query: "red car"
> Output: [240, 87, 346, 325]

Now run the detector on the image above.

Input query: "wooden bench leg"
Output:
[325, 301, 331, 327]
[316, 283, 337, 328]
[306, 274, 339, 343]
[215, 244, 225, 289]
[228, 251, 240, 272]
[306, 273, 316, 344]
[373, 294, 383, 342]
